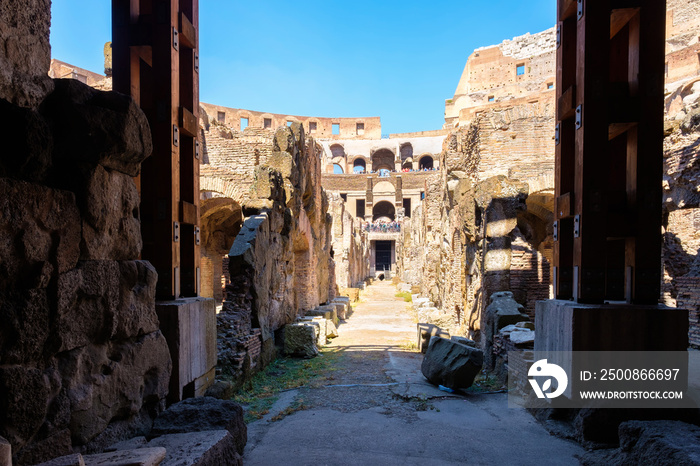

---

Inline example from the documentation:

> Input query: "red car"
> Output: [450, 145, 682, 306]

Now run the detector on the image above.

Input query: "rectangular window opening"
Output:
[403, 198, 412, 218]
[332, 123, 340, 135]
[356, 122, 365, 135]
[240, 117, 249, 131]
[547, 82, 554, 89]
[309, 121, 317, 133]
[516, 64, 525, 76]
[263, 118, 272, 129]
[356, 199, 365, 218]
[488, 95, 495, 102]
[217, 111, 226, 123]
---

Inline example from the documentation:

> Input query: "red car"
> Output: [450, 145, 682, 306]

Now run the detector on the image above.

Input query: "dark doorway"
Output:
[356, 199, 365, 218]
[376, 240, 392, 271]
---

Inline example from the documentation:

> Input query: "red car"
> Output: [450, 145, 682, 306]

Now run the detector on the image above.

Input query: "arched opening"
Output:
[372, 201, 396, 222]
[372, 148, 395, 172]
[333, 164, 344, 174]
[400, 143, 413, 161]
[353, 158, 366, 173]
[419, 155, 434, 170]
[200, 197, 244, 303]
[330, 144, 346, 158]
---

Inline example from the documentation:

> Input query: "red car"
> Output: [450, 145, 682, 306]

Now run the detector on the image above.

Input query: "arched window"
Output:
[333, 164, 344, 174]
[419, 155, 434, 170]
[372, 201, 396, 222]
[372, 149, 395, 172]
[353, 158, 366, 173]
[330, 144, 346, 158]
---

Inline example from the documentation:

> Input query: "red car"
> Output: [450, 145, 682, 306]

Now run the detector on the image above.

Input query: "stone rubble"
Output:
[421, 336, 484, 390]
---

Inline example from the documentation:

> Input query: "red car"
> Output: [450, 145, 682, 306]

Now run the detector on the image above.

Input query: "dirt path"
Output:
[243, 281, 585, 465]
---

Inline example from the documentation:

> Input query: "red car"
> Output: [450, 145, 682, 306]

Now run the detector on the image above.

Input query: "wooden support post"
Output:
[113, 0, 201, 300]
[553, 0, 664, 304]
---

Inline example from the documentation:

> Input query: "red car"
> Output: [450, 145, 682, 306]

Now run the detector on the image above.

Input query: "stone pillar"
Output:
[365, 176, 374, 222]
[395, 175, 403, 211]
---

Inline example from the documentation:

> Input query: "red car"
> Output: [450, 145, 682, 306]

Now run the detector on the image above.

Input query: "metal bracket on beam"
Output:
[195, 140, 200, 159]
[574, 215, 581, 238]
[577, 0, 583, 20]
[195, 226, 201, 245]
[553, 220, 559, 241]
[555, 123, 560, 145]
[173, 125, 179, 147]
[173, 27, 179, 51]
[575, 105, 582, 130]
[556, 24, 561, 49]
[194, 53, 199, 73]
[173, 222, 180, 242]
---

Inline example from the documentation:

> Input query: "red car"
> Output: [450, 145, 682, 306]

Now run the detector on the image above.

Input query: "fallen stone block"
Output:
[330, 301, 347, 320]
[148, 430, 242, 466]
[312, 305, 339, 326]
[150, 397, 246, 455]
[0, 436, 10, 466]
[421, 336, 483, 389]
[509, 330, 535, 346]
[450, 336, 478, 348]
[284, 323, 319, 358]
[326, 319, 339, 339]
[417, 323, 450, 354]
[296, 317, 325, 345]
[82, 448, 166, 466]
[35, 453, 84, 466]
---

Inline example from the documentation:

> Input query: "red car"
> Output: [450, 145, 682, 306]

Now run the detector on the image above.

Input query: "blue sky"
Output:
[50, 1, 555, 135]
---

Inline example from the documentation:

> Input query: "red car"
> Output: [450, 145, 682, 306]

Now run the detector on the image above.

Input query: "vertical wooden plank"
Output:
[573, 0, 610, 303]
[631, 1, 664, 303]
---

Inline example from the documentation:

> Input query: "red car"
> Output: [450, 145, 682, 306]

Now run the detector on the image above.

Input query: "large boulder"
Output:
[149, 397, 246, 456]
[421, 336, 483, 389]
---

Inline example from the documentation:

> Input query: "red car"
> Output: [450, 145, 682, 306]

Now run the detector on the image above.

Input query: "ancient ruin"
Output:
[1, 0, 699, 464]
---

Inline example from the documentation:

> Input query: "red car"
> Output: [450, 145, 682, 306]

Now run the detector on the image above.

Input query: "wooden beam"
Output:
[180, 200, 198, 225]
[180, 106, 198, 137]
[179, 12, 197, 49]
[558, 85, 576, 120]
[556, 192, 574, 219]
[610, 8, 640, 39]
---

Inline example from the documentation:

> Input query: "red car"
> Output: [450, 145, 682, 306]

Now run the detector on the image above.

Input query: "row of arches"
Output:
[333, 154, 435, 174]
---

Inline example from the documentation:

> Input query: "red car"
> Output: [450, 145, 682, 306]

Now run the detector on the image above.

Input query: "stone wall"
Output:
[201, 102, 381, 140]
[0, 5, 171, 462]
[402, 122, 551, 345]
[328, 193, 371, 288]
[215, 124, 335, 385]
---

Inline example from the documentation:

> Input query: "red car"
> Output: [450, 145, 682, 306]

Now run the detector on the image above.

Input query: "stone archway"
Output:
[372, 201, 396, 221]
[419, 155, 434, 170]
[200, 197, 243, 302]
[372, 149, 395, 172]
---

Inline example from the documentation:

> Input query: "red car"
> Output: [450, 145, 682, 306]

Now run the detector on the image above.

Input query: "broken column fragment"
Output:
[421, 336, 483, 389]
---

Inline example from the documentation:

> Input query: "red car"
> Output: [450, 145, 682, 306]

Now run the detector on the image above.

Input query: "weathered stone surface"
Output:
[326, 319, 339, 339]
[450, 336, 477, 348]
[35, 453, 85, 466]
[60, 331, 171, 446]
[0, 289, 51, 365]
[0, 178, 80, 289]
[148, 430, 242, 466]
[330, 301, 347, 320]
[0, 435, 10, 466]
[0, 0, 54, 108]
[0, 366, 51, 448]
[418, 323, 450, 354]
[284, 323, 319, 358]
[12, 429, 73, 466]
[105, 436, 148, 452]
[0, 98, 52, 181]
[582, 421, 700, 466]
[150, 397, 246, 455]
[42, 79, 152, 177]
[508, 329, 535, 345]
[79, 166, 142, 260]
[82, 447, 166, 466]
[421, 336, 483, 389]
[115, 261, 159, 339]
[515, 321, 535, 330]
